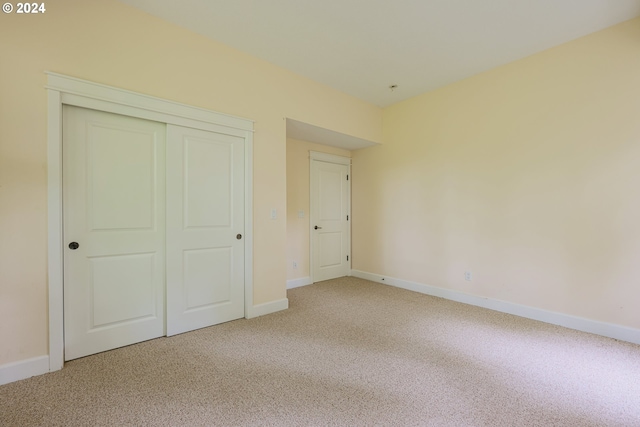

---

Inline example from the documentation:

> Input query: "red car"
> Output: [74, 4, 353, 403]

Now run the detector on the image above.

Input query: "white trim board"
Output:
[287, 276, 313, 289]
[0, 356, 50, 386]
[246, 298, 289, 319]
[47, 72, 256, 375]
[46, 72, 254, 131]
[309, 150, 351, 165]
[351, 270, 640, 345]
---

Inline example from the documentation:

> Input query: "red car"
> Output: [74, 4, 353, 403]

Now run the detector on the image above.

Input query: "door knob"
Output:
[314, 226, 322, 230]
[68, 242, 79, 250]
[236, 234, 242, 240]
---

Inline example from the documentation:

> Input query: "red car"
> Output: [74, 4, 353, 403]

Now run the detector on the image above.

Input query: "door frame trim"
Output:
[46, 72, 254, 372]
[309, 151, 351, 283]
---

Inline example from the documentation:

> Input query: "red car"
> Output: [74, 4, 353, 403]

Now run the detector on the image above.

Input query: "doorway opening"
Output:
[284, 118, 377, 289]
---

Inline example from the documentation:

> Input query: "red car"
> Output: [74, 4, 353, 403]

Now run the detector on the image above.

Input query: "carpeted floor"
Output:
[1, 277, 640, 426]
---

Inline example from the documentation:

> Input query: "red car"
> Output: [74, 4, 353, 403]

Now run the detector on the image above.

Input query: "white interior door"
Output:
[63, 106, 166, 361]
[166, 125, 245, 336]
[311, 157, 350, 282]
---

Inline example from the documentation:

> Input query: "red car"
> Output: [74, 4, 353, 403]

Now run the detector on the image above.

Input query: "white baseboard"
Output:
[0, 355, 50, 386]
[246, 298, 289, 319]
[287, 276, 313, 289]
[351, 270, 640, 345]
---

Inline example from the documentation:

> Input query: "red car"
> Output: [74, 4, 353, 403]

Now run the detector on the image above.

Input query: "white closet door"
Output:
[166, 125, 245, 336]
[63, 106, 166, 361]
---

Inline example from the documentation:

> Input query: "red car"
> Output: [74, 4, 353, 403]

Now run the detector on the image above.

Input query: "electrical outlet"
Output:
[270, 208, 277, 219]
[464, 271, 472, 281]
[298, 210, 304, 218]
[293, 261, 298, 270]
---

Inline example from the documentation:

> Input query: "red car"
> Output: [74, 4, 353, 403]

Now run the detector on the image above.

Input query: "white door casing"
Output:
[166, 125, 245, 336]
[47, 72, 256, 372]
[310, 152, 351, 282]
[63, 106, 167, 361]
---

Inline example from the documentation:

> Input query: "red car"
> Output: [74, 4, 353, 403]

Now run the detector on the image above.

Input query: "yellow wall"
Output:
[353, 18, 640, 329]
[0, 0, 381, 366]
[286, 138, 351, 281]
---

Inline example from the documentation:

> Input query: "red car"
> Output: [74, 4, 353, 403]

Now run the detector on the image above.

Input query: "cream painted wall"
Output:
[353, 18, 640, 330]
[0, 0, 381, 366]
[286, 138, 351, 281]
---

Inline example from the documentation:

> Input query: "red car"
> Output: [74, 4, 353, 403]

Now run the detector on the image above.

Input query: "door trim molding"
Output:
[309, 151, 351, 165]
[46, 72, 254, 372]
[309, 152, 351, 283]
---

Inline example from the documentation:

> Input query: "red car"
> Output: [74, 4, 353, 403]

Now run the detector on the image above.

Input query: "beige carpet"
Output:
[1, 277, 640, 426]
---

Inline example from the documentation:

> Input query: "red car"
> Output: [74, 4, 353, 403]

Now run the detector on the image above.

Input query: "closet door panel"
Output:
[166, 125, 245, 336]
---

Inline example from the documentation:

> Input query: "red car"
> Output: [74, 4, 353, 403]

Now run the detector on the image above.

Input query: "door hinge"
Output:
[347, 255, 349, 261]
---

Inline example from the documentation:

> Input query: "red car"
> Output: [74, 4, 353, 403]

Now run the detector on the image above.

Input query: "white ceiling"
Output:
[119, 0, 640, 108]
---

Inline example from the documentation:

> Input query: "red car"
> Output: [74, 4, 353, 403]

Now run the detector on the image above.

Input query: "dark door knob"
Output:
[236, 234, 242, 240]
[314, 226, 322, 230]
[68, 242, 79, 250]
